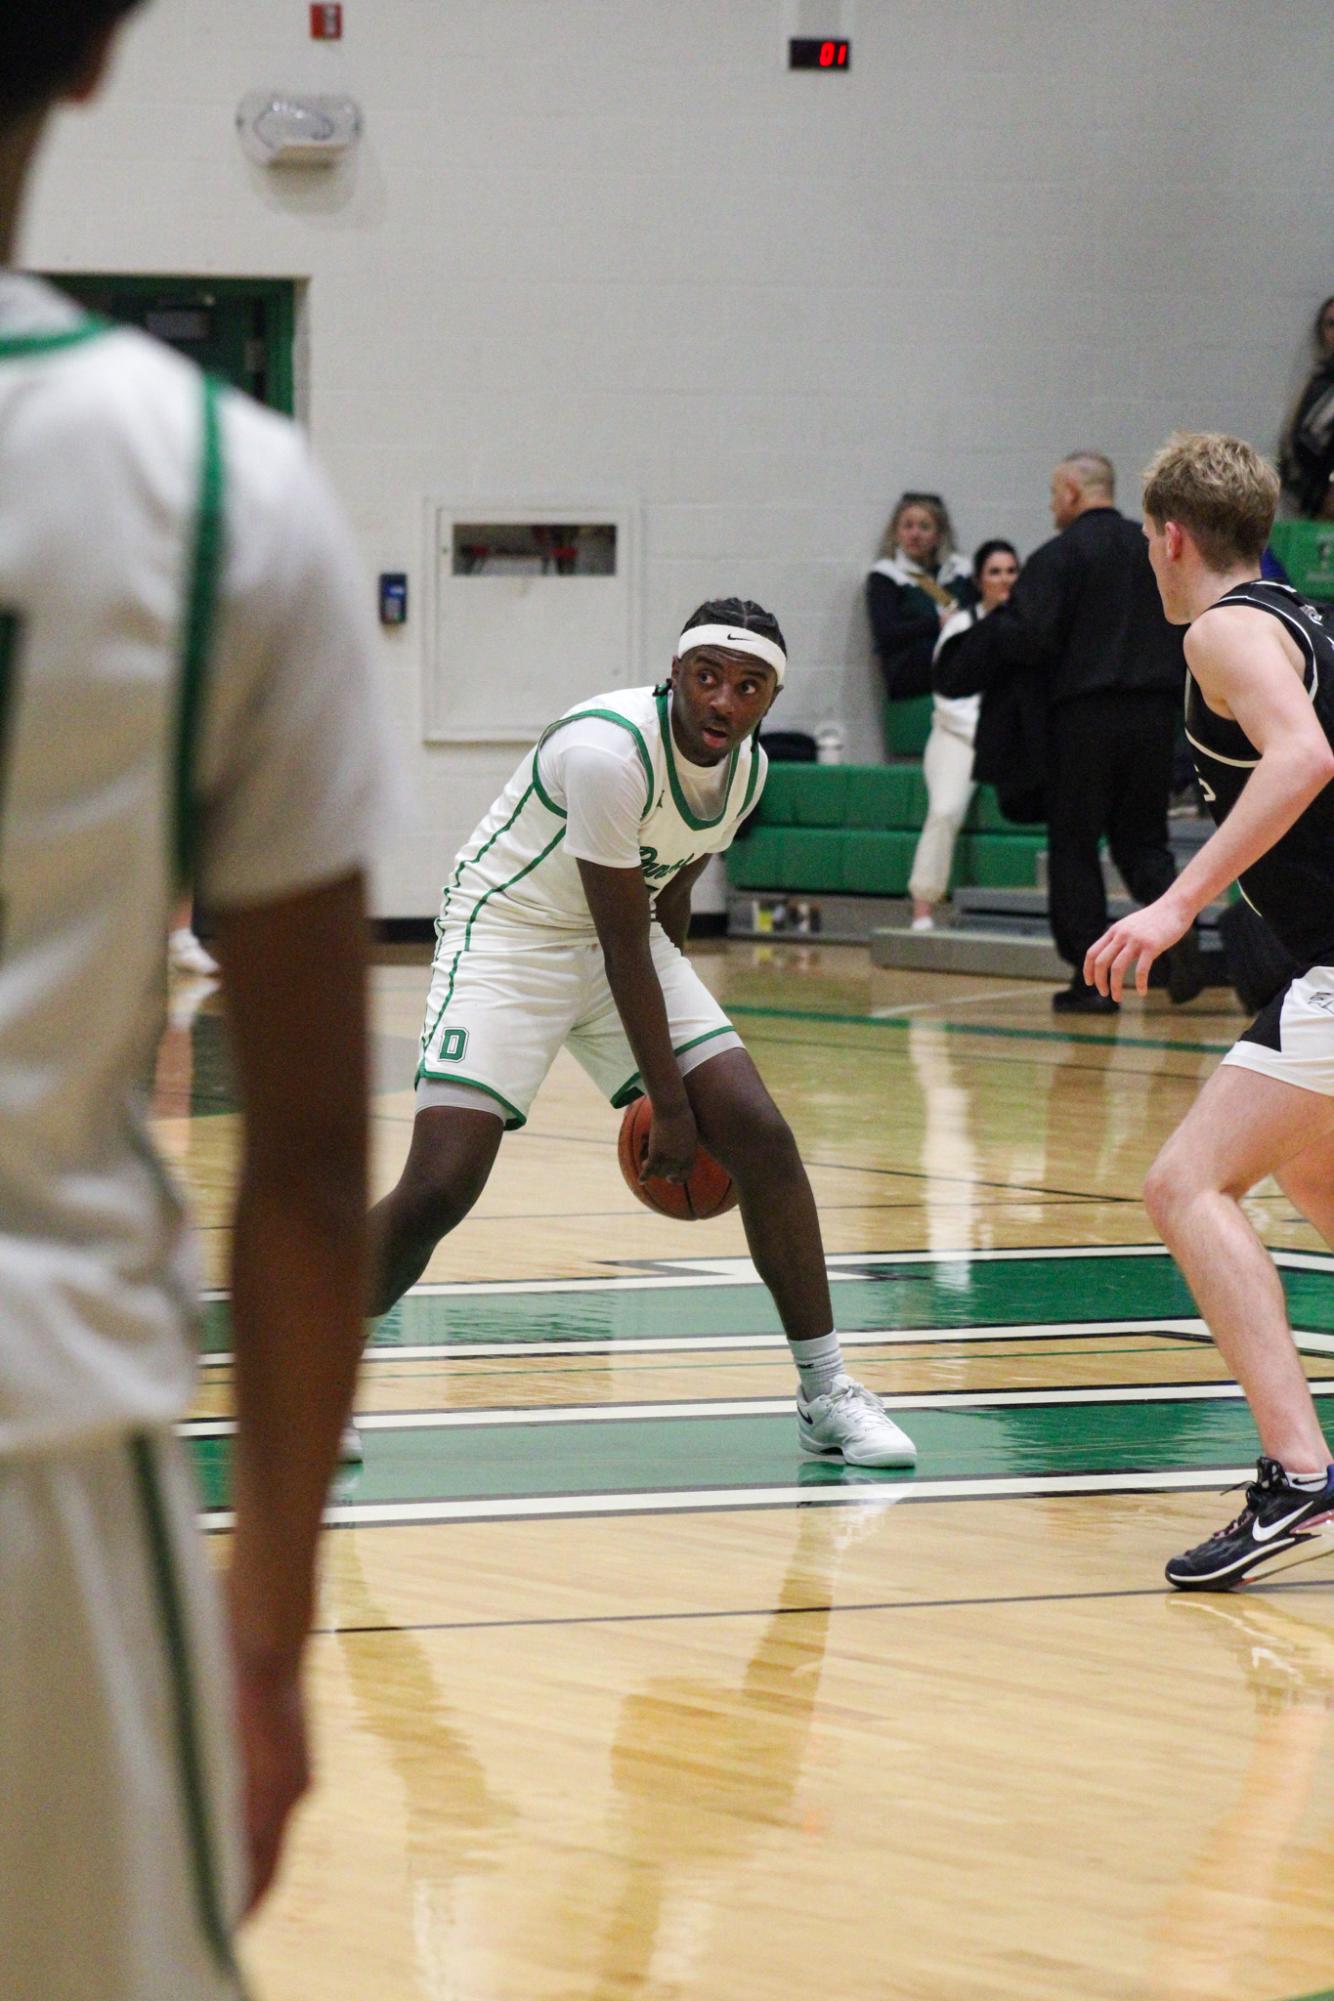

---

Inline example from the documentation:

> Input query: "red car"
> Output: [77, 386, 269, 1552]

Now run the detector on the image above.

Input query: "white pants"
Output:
[908, 722, 976, 905]
[0, 1429, 245, 2001]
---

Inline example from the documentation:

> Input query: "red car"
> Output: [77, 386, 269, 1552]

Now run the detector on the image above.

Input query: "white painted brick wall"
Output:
[21, 0, 1334, 913]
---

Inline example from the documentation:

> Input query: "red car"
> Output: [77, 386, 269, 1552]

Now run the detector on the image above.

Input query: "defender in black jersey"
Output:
[1086, 433, 1334, 1589]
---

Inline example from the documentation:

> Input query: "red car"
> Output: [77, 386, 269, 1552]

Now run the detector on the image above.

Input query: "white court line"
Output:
[180, 1373, 1334, 1438]
[198, 1464, 1252, 1533]
[197, 1240, 1334, 1302]
[867, 986, 1039, 1019]
[197, 1316, 1212, 1370]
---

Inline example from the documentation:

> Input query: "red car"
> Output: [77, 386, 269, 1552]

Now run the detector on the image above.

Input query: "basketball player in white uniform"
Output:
[1086, 433, 1334, 1588]
[0, 8, 397, 1994]
[371, 599, 916, 1469]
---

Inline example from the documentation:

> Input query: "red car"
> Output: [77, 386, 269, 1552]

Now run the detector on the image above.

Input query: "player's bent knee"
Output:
[1144, 1143, 1221, 1233]
[1143, 1142, 1199, 1232]
[396, 1133, 497, 1238]
[726, 1103, 801, 1185]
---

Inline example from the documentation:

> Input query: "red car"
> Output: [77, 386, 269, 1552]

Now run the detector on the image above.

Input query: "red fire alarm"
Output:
[310, 4, 342, 38]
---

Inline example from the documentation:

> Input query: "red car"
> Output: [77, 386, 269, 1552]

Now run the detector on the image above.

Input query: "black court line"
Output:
[370, 1313, 1209, 1339]
[309, 1375, 1294, 1424]
[352, 1341, 1194, 1384]
[367, 1110, 1137, 1209]
[317, 1573, 1334, 1641]
[755, 1155, 1138, 1207]
[207, 1338, 1207, 1385]
[740, 1025, 1215, 1087]
[416, 1239, 1178, 1281]
[729, 1002, 1237, 1058]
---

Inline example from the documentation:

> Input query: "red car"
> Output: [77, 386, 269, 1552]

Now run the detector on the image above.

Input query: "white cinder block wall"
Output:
[25, 0, 1334, 916]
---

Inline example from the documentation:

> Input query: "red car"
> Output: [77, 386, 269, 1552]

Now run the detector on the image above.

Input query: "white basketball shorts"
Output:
[1223, 965, 1334, 1096]
[0, 1428, 246, 2001]
[415, 921, 741, 1127]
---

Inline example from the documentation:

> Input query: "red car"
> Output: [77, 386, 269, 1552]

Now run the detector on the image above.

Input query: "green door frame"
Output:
[45, 274, 297, 415]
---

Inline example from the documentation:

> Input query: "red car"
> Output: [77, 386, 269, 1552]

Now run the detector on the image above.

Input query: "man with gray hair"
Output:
[941, 451, 1201, 1011]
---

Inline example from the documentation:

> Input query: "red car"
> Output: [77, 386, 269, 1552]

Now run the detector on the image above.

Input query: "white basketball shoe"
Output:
[167, 927, 219, 978]
[797, 1378, 916, 1468]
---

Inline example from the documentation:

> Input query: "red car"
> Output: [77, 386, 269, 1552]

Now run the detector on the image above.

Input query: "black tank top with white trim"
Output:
[1184, 580, 1334, 968]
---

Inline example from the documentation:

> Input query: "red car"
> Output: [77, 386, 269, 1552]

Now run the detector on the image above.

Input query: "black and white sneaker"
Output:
[1165, 1457, 1334, 1591]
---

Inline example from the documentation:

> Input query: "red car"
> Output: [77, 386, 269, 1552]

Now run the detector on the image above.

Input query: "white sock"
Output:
[790, 1331, 848, 1403]
[1284, 1465, 1332, 1491]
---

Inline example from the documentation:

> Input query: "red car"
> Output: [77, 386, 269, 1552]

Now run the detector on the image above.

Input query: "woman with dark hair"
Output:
[908, 539, 1020, 929]
[1279, 295, 1334, 519]
[866, 491, 974, 703]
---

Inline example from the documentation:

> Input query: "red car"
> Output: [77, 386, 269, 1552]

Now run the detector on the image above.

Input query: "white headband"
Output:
[676, 622, 786, 685]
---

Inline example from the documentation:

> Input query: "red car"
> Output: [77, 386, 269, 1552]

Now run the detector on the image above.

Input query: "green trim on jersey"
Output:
[535, 708, 656, 819]
[738, 739, 764, 816]
[0, 317, 112, 361]
[529, 748, 566, 820]
[412, 1068, 527, 1129]
[129, 1434, 240, 1986]
[422, 782, 545, 1055]
[423, 799, 568, 1062]
[610, 1022, 738, 1107]
[173, 374, 226, 888]
[655, 688, 745, 831]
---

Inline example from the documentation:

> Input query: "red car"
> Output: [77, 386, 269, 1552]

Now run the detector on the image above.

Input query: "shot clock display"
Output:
[789, 38, 851, 69]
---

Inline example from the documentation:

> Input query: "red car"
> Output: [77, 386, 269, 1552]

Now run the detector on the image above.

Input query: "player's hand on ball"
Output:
[1084, 895, 1191, 1001]
[644, 1103, 697, 1183]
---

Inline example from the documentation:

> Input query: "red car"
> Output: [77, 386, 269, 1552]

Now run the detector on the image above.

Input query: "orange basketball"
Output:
[617, 1096, 738, 1220]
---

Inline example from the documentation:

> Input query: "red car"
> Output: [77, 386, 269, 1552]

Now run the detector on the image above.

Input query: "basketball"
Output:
[617, 1095, 738, 1220]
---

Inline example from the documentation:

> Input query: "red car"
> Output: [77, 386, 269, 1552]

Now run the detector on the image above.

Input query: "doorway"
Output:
[50, 274, 296, 414]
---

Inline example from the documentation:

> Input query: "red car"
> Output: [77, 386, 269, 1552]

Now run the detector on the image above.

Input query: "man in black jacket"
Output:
[941, 451, 1201, 1012]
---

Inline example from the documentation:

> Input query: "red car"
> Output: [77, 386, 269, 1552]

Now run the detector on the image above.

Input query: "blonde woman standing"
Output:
[908, 540, 1019, 928]
[866, 491, 973, 703]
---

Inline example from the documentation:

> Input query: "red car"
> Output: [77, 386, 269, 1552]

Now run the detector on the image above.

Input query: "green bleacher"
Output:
[727, 756, 1045, 901]
[1268, 520, 1334, 601]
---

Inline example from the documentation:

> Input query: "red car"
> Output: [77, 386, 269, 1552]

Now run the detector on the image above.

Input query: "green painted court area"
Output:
[187, 1388, 1334, 1514]
[199, 1249, 1334, 1354]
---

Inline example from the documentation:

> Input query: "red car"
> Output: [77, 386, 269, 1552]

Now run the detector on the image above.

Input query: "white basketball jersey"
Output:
[436, 684, 766, 937]
[0, 277, 394, 1453]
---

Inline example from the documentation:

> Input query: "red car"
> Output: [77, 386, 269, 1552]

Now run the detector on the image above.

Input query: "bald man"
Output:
[940, 452, 1202, 1012]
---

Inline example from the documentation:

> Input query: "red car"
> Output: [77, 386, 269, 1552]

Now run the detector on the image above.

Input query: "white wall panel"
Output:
[21, 0, 1334, 913]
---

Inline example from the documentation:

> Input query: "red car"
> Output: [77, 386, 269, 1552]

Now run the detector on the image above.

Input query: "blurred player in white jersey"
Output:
[0, 6, 398, 1994]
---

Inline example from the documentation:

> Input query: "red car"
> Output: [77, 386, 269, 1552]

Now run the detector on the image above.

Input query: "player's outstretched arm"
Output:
[578, 857, 696, 1181]
[1086, 609, 1334, 999]
[213, 868, 371, 1910]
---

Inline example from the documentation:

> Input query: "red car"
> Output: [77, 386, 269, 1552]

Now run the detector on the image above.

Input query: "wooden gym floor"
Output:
[159, 941, 1334, 2001]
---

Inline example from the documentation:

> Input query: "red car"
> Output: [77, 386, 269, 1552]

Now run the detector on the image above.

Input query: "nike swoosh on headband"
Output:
[676, 622, 786, 684]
